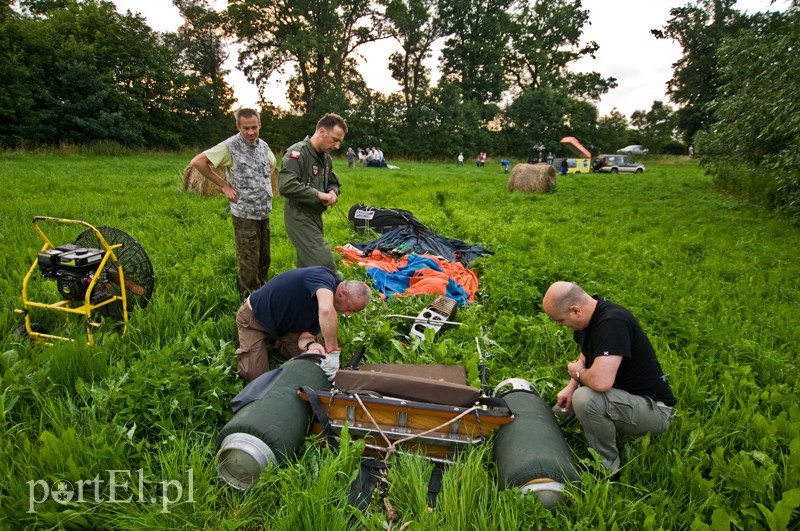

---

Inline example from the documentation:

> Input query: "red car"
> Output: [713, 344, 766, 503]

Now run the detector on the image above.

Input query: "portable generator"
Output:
[15, 216, 155, 346]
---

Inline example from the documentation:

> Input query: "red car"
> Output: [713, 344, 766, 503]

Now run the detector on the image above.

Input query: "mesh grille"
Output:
[74, 226, 154, 318]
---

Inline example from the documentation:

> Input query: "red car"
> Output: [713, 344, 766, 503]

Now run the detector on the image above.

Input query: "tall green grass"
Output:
[1, 153, 799, 529]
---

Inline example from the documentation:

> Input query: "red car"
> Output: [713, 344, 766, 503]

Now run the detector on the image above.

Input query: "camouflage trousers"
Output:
[232, 215, 270, 298]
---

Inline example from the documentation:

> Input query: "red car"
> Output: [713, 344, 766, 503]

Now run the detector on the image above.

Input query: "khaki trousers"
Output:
[234, 298, 305, 381]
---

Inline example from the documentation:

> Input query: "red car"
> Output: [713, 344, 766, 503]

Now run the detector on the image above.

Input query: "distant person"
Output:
[561, 157, 569, 176]
[543, 281, 677, 474]
[279, 113, 346, 271]
[500, 159, 511, 173]
[190, 108, 276, 298]
[358, 148, 366, 166]
[457, 152, 464, 166]
[346, 147, 355, 169]
[546, 152, 554, 165]
[688, 145, 694, 157]
[235, 266, 371, 381]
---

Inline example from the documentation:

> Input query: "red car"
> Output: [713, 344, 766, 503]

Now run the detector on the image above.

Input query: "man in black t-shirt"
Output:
[235, 266, 371, 382]
[543, 281, 676, 473]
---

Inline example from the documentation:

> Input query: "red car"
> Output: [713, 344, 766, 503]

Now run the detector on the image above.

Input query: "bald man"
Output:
[542, 281, 676, 473]
[235, 267, 371, 382]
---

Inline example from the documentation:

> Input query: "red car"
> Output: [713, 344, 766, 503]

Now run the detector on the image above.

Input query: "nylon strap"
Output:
[299, 386, 339, 451]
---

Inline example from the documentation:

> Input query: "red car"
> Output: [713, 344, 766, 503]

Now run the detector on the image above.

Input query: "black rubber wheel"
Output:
[611, 168, 619, 174]
[14, 322, 48, 337]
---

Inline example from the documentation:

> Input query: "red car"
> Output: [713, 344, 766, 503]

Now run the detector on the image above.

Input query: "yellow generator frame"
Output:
[15, 216, 130, 346]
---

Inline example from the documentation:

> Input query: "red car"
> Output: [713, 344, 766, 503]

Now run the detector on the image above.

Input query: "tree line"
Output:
[654, 0, 799, 216]
[1, 0, 684, 158]
[2, 0, 798, 215]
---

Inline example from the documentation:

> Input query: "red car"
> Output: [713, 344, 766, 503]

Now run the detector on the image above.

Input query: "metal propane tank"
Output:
[493, 378, 580, 509]
[216, 357, 331, 490]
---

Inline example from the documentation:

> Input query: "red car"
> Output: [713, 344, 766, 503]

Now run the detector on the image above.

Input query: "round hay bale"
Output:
[507, 163, 556, 194]
[182, 164, 280, 198]
[182, 164, 227, 197]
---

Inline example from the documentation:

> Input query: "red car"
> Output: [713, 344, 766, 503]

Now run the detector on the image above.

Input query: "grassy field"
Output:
[1, 152, 799, 529]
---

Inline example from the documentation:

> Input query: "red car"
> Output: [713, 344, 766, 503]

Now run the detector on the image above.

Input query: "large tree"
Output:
[225, 0, 388, 112]
[695, 8, 800, 213]
[0, 0, 234, 148]
[500, 86, 569, 158]
[436, 0, 511, 105]
[168, 0, 236, 144]
[2, 0, 186, 146]
[595, 109, 629, 154]
[629, 100, 679, 154]
[651, 0, 745, 144]
[505, 0, 614, 98]
[383, 0, 440, 112]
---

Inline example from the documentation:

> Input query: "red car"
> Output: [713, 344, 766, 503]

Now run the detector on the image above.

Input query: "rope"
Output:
[353, 393, 395, 452]
[351, 393, 483, 459]
[344, 391, 481, 530]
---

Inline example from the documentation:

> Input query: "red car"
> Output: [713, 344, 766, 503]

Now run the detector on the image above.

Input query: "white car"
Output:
[618, 145, 649, 157]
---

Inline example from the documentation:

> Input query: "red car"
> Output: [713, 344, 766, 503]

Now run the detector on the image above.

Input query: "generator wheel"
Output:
[74, 226, 155, 318]
[14, 322, 48, 337]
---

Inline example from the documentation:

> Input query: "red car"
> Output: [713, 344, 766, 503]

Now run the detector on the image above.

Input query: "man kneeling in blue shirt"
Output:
[235, 266, 371, 382]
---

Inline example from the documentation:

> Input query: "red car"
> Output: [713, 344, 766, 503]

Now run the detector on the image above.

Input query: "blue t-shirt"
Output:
[249, 267, 341, 338]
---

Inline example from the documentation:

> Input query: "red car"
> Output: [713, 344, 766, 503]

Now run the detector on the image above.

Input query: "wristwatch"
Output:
[575, 369, 583, 383]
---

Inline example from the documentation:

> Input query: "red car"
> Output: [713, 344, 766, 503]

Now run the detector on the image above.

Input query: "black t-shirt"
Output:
[249, 266, 341, 338]
[574, 297, 676, 406]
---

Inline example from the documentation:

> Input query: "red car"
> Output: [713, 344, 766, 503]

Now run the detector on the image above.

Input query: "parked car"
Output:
[618, 145, 649, 157]
[592, 154, 646, 174]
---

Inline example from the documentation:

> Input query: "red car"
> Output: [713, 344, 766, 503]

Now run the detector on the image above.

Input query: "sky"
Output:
[111, 0, 787, 118]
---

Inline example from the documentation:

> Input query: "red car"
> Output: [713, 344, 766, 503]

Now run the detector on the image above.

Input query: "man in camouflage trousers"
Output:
[279, 113, 347, 271]
[191, 108, 276, 298]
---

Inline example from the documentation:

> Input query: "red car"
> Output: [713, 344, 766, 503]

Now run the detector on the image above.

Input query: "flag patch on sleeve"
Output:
[290, 151, 301, 159]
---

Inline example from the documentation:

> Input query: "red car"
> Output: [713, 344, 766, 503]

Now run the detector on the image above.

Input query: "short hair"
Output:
[342, 280, 371, 308]
[235, 108, 260, 125]
[552, 282, 590, 313]
[317, 113, 348, 134]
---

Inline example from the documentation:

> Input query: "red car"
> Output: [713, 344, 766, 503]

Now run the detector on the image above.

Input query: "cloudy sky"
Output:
[111, 0, 786, 118]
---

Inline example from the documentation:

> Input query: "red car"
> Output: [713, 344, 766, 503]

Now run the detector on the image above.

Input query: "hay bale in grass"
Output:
[181, 164, 280, 198]
[182, 164, 226, 197]
[507, 163, 556, 194]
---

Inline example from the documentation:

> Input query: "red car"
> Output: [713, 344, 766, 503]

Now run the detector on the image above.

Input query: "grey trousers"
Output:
[572, 386, 674, 472]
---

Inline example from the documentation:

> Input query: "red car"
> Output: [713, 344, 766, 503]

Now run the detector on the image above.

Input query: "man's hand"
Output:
[320, 191, 338, 207]
[556, 384, 576, 411]
[567, 359, 585, 381]
[222, 183, 239, 202]
[320, 350, 340, 381]
[305, 342, 325, 355]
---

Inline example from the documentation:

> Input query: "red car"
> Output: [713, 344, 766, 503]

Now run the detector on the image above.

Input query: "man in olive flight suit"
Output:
[279, 113, 347, 271]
